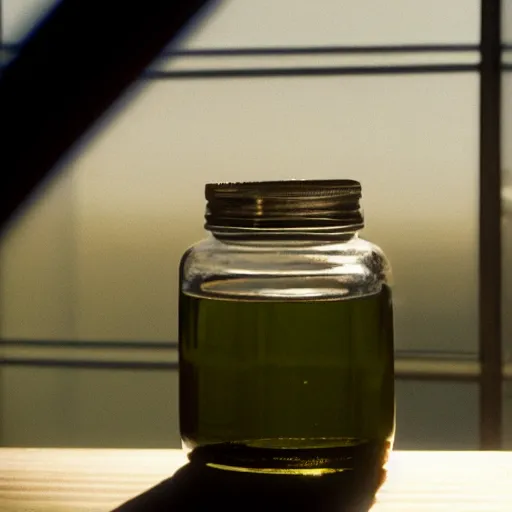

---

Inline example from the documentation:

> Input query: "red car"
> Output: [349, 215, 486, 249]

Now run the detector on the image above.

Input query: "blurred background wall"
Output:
[2, 0, 507, 448]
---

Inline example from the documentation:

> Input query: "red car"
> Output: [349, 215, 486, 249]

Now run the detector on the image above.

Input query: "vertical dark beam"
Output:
[0, 0, 3, 448]
[479, 0, 502, 449]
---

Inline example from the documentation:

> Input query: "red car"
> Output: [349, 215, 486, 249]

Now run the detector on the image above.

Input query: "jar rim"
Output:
[204, 179, 364, 239]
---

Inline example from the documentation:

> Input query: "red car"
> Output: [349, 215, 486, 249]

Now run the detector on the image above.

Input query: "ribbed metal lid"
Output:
[204, 179, 363, 239]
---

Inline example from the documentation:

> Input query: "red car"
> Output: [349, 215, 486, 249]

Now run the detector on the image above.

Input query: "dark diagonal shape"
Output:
[0, 0, 215, 232]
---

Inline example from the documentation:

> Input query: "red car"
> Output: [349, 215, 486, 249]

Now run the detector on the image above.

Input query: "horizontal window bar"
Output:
[0, 358, 178, 371]
[0, 43, 481, 57]
[2, 356, 505, 380]
[4, 340, 509, 381]
[0, 339, 176, 350]
[160, 51, 479, 72]
[162, 44, 481, 57]
[144, 64, 479, 80]
[4, 354, 512, 381]
[0, 339, 479, 357]
[395, 358, 479, 381]
[0, 64, 480, 78]
[1, 43, 481, 79]
[2, 344, 177, 365]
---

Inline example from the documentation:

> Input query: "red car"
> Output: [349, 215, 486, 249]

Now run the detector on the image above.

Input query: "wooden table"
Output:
[1, 449, 511, 511]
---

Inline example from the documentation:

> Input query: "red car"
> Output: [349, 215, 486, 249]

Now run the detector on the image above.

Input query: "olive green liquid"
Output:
[179, 285, 394, 473]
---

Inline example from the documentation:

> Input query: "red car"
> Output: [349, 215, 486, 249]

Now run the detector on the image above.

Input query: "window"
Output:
[1, 0, 502, 449]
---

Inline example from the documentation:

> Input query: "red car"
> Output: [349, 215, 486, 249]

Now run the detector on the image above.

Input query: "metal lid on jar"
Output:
[204, 179, 364, 240]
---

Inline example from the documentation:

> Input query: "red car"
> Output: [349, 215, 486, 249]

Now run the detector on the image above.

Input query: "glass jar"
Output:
[179, 180, 394, 475]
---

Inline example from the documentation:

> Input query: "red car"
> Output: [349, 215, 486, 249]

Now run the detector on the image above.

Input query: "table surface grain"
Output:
[1, 449, 512, 511]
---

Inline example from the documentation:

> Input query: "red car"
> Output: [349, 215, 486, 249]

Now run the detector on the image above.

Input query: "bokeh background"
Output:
[1, 0, 510, 449]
